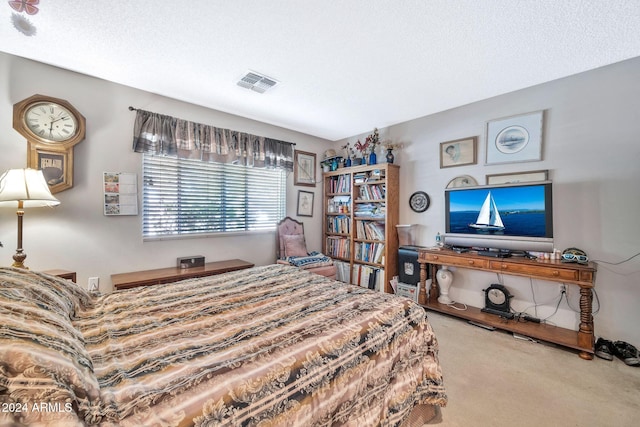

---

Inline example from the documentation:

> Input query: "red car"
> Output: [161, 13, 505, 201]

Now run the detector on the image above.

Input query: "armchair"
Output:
[276, 216, 337, 279]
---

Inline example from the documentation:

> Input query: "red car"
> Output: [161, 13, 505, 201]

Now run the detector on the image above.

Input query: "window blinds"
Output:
[142, 154, 286, 238]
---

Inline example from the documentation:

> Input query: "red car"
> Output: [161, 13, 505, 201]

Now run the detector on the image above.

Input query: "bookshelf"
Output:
[323, 163, 399, 293]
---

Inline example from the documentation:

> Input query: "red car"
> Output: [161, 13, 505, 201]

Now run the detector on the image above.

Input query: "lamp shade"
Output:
[0, 169, 60, 208]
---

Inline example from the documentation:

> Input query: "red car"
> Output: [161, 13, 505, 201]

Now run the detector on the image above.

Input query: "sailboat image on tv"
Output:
[469, 192, 505, 231]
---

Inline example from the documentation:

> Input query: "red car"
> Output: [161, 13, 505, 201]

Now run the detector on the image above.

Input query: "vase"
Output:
[386, 148, 394, 164]
[345, 157, 351, 167]
[436, 266, 454, 305]
[368, 151, 377, 165]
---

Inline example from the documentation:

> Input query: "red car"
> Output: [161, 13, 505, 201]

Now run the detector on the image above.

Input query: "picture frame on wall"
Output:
[446, 175, 478, 188]
[294, 150, 316, 187]
[486, 169, 549, 185]
[297, 190, 314, 217]
[485, 110, 544, 165]
[440, 136, 477, 168]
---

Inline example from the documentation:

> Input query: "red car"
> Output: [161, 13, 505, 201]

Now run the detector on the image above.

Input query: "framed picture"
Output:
[294, 150, 316, 186]
[440, 137, 477, 168]
[446, 175, 478, 188]
[297, 190, 314, 217]
[27, 142, 73, 194]
[486, 170, 549, 185]
[486, 111, 544, 165]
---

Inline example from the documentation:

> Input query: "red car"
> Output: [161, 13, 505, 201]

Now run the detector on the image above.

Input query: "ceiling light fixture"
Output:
[237, 71, 278, 94]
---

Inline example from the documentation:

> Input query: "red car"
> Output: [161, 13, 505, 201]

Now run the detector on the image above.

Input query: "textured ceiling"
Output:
[1, 1, 640, 141]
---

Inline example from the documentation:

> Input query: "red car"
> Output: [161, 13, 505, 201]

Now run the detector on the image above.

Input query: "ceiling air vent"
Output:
[237, 71, 278, 93]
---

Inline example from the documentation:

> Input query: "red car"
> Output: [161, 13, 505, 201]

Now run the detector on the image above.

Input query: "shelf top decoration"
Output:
[365, 128, 380, 148]
[341, 142, 355, 159]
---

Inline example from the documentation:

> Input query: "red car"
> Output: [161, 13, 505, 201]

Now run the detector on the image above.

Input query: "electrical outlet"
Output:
[88, 277, 99, 292]
[560, 284, 567, 293]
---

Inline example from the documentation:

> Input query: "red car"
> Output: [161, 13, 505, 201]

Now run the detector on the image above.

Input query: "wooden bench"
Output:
[111, 259, 254, 290]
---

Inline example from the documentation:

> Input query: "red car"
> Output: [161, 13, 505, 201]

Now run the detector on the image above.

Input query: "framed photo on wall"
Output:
[294, 150, 316, 186]
[297, 190, 314, 217]
[440, 136, 477, 168]
[486, 170, 549, 185]
[486, 111, 544, 165]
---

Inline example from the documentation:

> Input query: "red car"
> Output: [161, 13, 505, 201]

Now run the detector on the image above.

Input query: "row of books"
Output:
[354, 203, 386, 218]
[354, 242, 385, 264]
[328, 175, 350, 193]
[355, 220, 385, 241]
[333, 260, 351, 283]
[352, 264, 385, 291]
[357, 184, 385, 201]
[327, 215, 350, 234]
[325, 236, 350, 259]
[353, 169, 385, 183]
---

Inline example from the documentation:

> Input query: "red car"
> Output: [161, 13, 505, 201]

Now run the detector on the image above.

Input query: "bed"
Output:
[0, 264, 446, 426]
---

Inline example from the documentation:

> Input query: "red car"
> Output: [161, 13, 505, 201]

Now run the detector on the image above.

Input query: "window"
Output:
[142, 154, 286, 239]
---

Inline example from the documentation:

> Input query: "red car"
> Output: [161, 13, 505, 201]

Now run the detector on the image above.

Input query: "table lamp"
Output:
[0, 169, 60, 269]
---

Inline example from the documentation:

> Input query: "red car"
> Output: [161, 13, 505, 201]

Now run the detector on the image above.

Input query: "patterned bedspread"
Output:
[0, 265, 446, 426]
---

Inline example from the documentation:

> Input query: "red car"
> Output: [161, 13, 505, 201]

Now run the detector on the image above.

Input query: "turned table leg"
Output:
[418, 263, 427, 305]
[578, 287, 595, 360]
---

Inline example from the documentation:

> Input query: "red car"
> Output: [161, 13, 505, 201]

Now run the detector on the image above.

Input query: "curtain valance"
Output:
[132, 109, 294, 171]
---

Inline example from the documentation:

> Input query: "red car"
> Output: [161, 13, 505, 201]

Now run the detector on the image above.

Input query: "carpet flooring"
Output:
[426, 311, 640, 426]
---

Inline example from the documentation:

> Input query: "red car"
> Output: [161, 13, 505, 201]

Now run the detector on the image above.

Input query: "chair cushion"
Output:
[283, 234, 308, 257]
[284, 251, 333, 269]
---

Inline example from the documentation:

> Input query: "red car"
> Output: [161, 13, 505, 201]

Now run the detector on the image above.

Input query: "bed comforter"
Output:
[0, 264, 446, 426]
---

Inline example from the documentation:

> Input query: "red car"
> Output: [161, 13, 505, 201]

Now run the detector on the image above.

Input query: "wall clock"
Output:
[13, 94, 86, 193]
[481, 284, 513, 315]
[13, 94, 86, 149]
[409, 191, 430, 212]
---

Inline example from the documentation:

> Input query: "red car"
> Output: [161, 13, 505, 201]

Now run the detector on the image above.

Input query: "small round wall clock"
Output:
[409, 191, 430, 212]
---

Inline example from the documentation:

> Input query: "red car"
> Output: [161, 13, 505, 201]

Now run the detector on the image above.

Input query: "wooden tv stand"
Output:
[417, 248, 597, 360]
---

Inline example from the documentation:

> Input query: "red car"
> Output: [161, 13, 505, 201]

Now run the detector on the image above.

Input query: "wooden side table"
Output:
[43, 269, 77, 283]
[111, 259, 255, 290]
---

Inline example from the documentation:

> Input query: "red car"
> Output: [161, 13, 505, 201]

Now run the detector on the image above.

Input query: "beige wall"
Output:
[0, 52, 329, 290]
[2, 51, 639, 346]
[339, 57, 640, 345]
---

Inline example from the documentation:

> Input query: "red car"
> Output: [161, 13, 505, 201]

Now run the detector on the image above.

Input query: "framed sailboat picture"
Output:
[485, 111, 544, 165]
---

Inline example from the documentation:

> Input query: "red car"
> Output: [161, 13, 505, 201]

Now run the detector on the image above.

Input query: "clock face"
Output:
[409, 191, 430, 212]
[25, 102, 79, 143]
[488, 288, 506, 305]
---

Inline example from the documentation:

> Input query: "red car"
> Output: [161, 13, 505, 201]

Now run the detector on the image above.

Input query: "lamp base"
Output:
[12, 250, 28, 269]
[437, 295, 453, 304]
[436, 266, 454, 305]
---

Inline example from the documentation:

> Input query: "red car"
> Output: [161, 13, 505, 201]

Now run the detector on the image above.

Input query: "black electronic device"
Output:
[398, 246, 427, 285]
[477, 250, 511, 258]
[523, 314, 541, 323]
[177, 255, 205, 269]
[444, 181, 554, 253]
[481, 284, 513, 315]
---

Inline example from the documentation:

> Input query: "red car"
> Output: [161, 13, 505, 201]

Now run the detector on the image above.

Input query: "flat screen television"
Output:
[444, 181, 554, 253]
